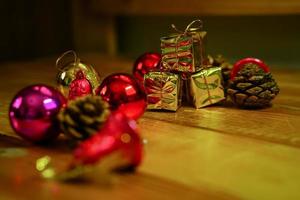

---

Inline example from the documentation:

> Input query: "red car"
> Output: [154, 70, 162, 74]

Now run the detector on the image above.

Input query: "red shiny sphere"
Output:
[69, 70, 92, 100]
[133, 52, 161, 86]
[72, 111, 143, 170]
[9, 84, 66, 143]
[97, 73, 147, 120]
[231, 58, 270, 80]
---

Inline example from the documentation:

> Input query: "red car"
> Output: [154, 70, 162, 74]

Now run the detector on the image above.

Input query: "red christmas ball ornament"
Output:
[231, 58, 270, 80]
[96, 73, 147, 120]
[72, 111, 143, 171]
[68, 70, 92, 100]
[133, 52, 161, 86]
[9, 84, 66, 143]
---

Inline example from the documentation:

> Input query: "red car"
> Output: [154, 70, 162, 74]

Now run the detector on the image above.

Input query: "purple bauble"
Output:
[9, 84, 66, 143]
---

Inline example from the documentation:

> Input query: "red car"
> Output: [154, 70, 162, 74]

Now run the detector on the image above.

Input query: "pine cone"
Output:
[227, 63, 279, 108]
[207, 55, 233, 88]
[58, 95, 110, 140]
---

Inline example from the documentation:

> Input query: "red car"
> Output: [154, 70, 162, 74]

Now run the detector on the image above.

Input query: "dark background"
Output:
[0, 0, 73, 61]
[1, 0, 300, 68]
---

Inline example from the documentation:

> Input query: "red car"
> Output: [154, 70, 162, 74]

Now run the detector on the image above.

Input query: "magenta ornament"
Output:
[9, 84, 66, 143]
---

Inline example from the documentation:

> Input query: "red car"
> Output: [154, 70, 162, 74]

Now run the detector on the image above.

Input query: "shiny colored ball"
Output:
[56, 62, 100, 98]
[133, 52, 161, 86]
[96, 73, 147, 120]
[9, 85, 66, 143]
[72, 111, 143, 170]
[231, 57, 270, 80]
[68, 70, 92, 100]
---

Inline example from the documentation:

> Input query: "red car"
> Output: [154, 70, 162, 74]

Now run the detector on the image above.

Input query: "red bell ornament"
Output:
[132, 52, 161, 86]
[96, 73, 147, 120]
[72, 111, 143, 171]
[68, 70, 92, 100]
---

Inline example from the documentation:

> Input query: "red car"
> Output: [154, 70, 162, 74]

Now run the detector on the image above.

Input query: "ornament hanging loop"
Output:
[56, 50, 79, 72]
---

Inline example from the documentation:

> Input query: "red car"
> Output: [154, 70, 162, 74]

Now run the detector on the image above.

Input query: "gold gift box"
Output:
[144, 72, 181, 111]
[189, 67, 225, 108]
[160, 28, 207, 73]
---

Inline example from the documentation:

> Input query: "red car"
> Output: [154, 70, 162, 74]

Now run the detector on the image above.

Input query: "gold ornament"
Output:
[56, 50, 101, 97]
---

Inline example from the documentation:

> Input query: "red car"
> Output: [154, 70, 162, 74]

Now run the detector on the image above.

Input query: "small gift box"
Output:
[189, 67, 225, 108]
[161, 20, 207, 73]
[144, 72, 181, 111]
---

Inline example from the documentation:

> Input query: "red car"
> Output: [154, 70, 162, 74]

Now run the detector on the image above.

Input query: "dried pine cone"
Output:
[227, 63, 279, 108]
[58, 95, 110, 140]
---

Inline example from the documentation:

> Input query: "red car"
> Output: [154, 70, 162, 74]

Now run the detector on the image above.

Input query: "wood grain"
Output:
[0, 54, 300, 200]
[139, 119, 300, 200]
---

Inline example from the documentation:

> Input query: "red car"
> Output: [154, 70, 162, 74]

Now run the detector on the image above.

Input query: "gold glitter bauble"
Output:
[56, 50, 101, 97]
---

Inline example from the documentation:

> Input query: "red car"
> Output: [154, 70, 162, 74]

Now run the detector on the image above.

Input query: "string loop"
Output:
[56, 50, 79, 71]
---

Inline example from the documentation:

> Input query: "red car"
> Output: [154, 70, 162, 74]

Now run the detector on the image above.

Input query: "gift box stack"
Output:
[144, 20, 225, 111]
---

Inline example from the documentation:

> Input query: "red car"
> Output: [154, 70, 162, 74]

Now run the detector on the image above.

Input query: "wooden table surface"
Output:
[0, 54, 300, 200]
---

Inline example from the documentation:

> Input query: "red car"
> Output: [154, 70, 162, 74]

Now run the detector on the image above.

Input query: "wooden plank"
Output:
[139, 118, 300, 200]
[144, 105, 300, 148]
[89, 0, 300, 15]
